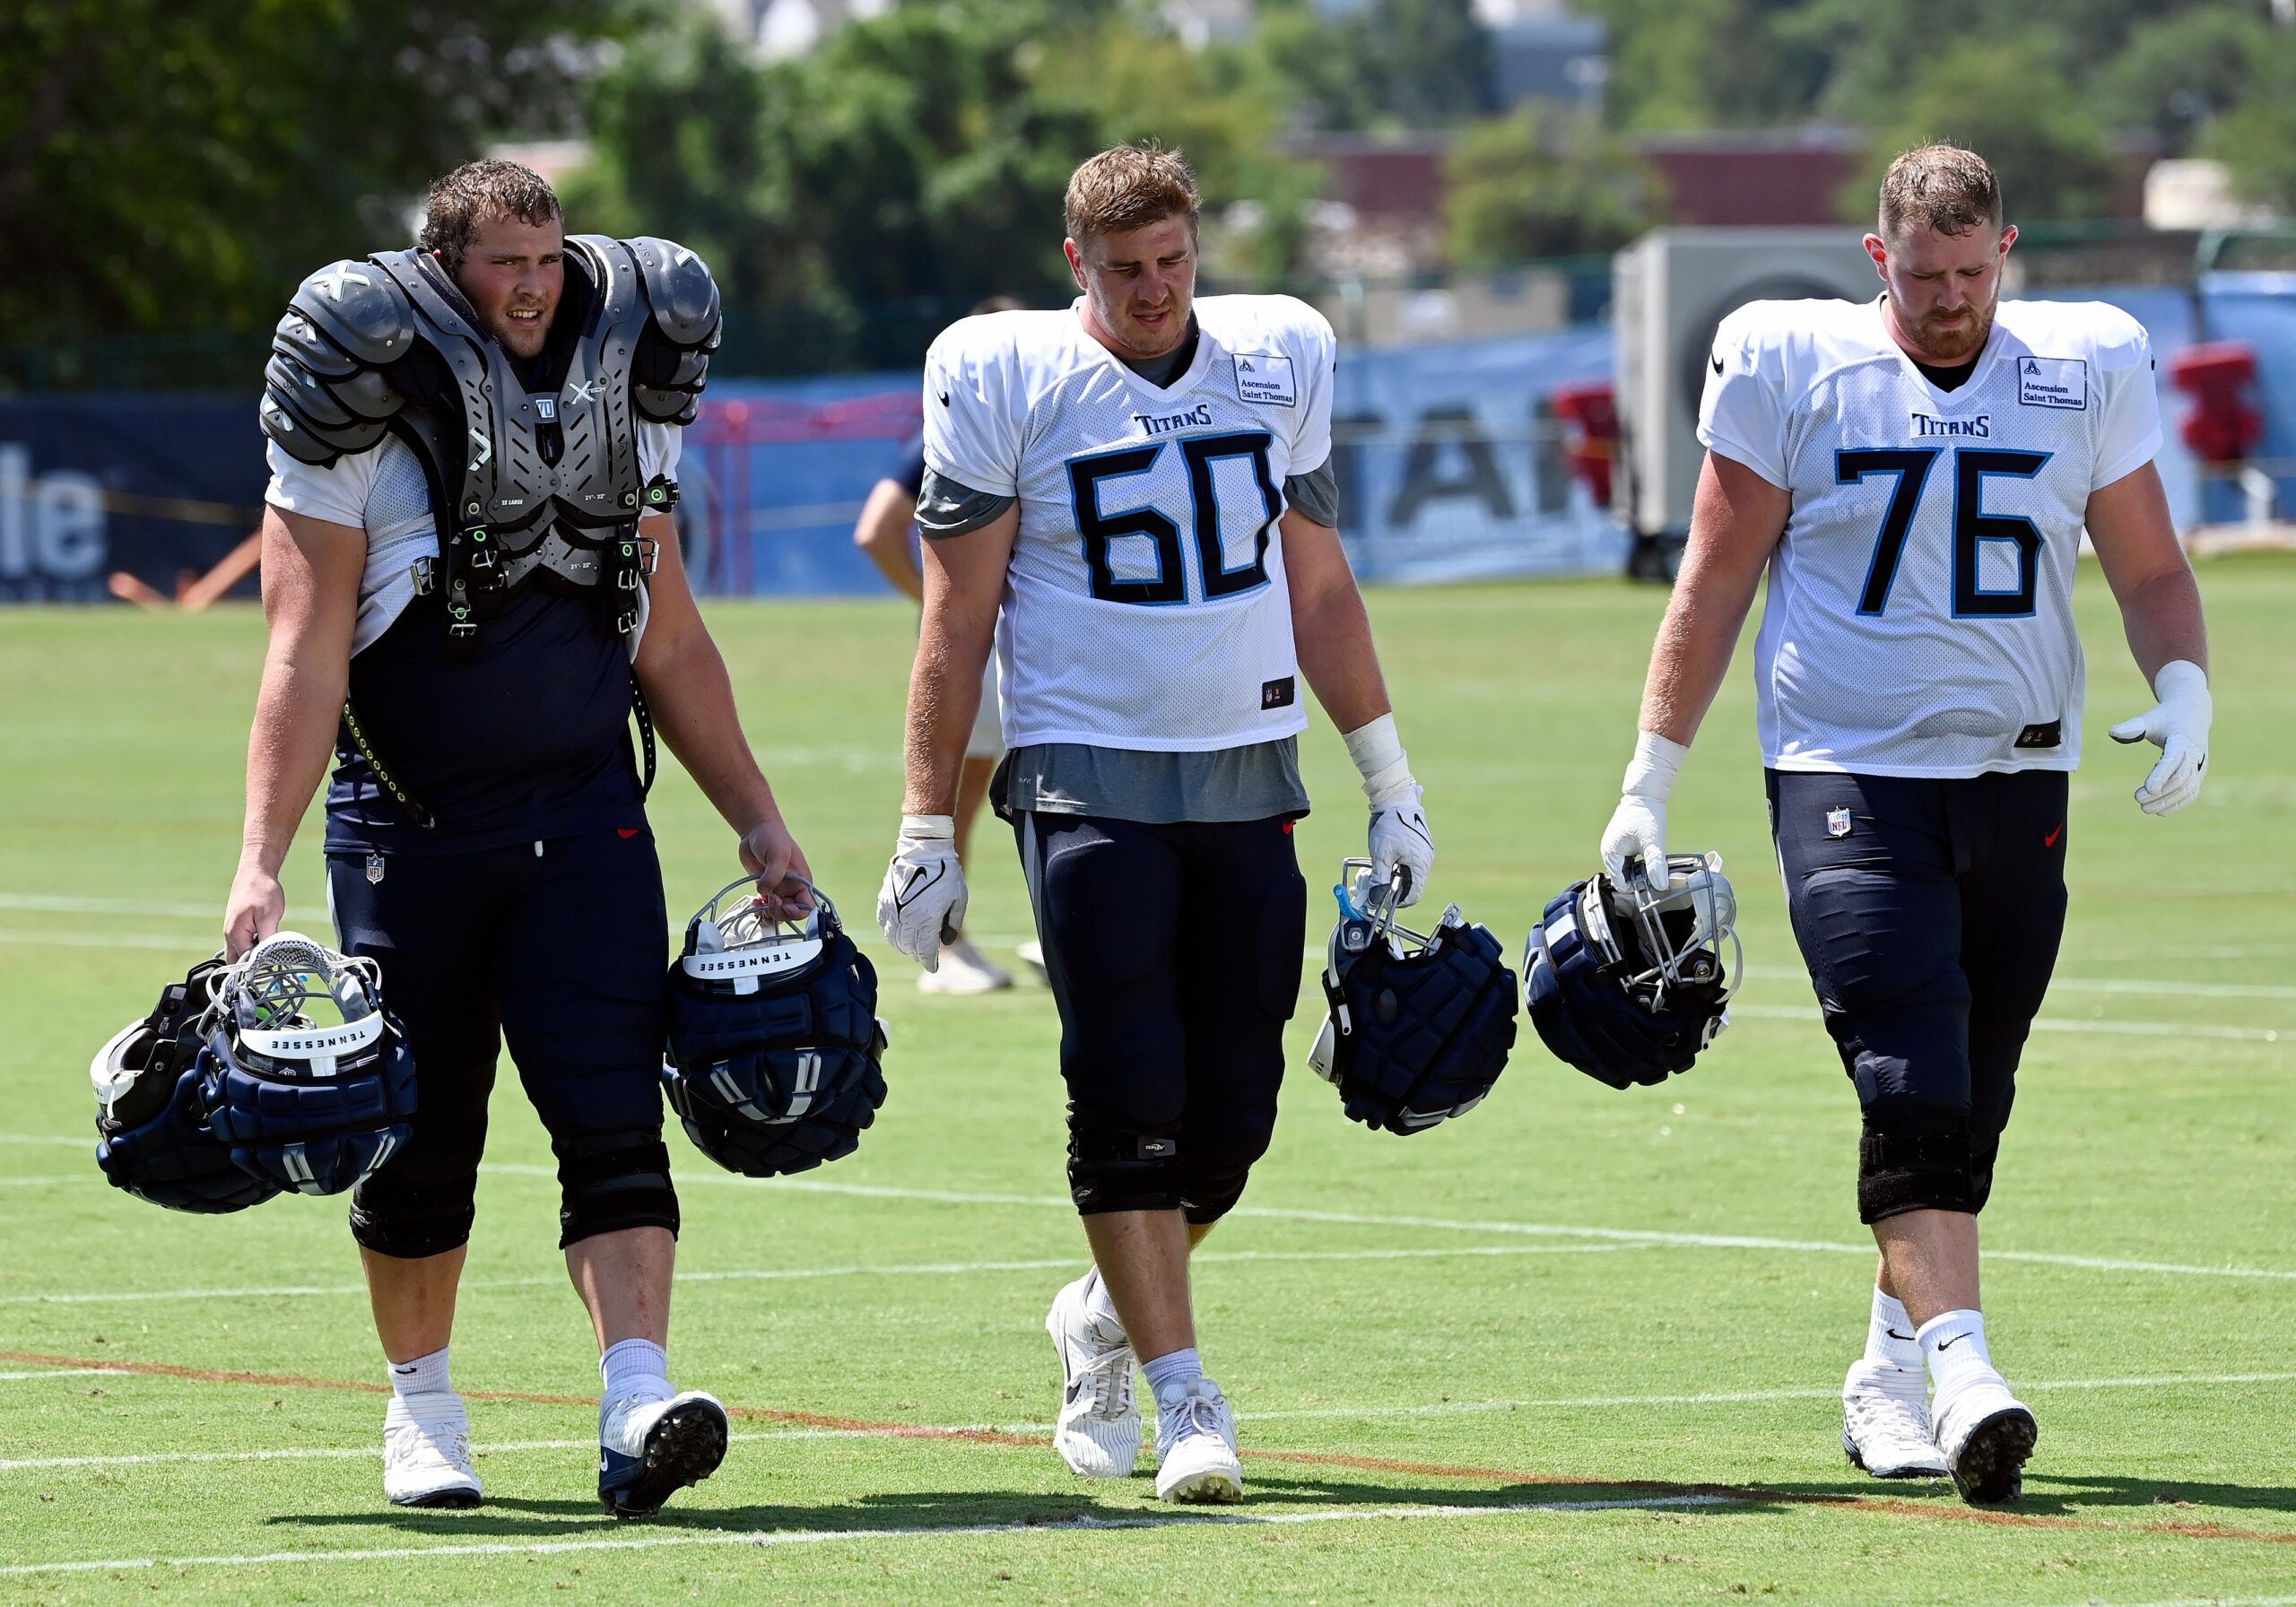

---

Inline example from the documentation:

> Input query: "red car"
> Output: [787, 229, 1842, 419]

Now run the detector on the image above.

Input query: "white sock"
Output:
[600, 1337, 673, 1406]
[1864, 1289, 1923, 1371]
[1081, 1267, 1124, 1331]
[1140, 1346, 1203, 1413]
[1916, 1308, 1995, 1401]
[387, 1345, 451, 1400]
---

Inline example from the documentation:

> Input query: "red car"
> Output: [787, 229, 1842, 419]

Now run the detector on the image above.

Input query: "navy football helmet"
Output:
[92, 954, 283, 1213]
[1309, 859, 1518, 1134]
[662, 875, 888, 1178]
[1524, 853, 1741, 1090]
[198, 933, 418, 1194]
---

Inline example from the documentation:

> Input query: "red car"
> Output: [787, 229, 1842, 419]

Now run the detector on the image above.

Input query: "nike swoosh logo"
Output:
[1065, 1378, 1086, 1404]
[937, 391, 951, 406]
[1936, 1332, 1969, 1351]
[1886, 1329, 1915, 1342]
[1711, 353, 1724, 373]
[2043, 821, 2063, 847]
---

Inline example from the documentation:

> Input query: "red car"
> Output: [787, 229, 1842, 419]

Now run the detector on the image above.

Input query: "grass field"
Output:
[1, 555, 2292, 1605]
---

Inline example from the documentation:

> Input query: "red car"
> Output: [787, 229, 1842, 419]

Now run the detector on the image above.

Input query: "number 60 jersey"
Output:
[922, 297, 1335, 751]
[1699, 297, 2163, 778]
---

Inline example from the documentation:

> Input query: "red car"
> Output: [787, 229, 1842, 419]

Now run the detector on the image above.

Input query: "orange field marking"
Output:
[7, 1348, 2290, 1548]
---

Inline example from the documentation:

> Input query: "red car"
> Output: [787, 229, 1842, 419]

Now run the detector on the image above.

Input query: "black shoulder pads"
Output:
[622, 236, 722, 427]
[260, 257, 417, 467]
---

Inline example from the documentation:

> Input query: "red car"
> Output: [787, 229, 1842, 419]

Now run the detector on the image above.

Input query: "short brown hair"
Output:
[1064, 144, 1200, 246]
[1878, 144, 2002, 239]
[419, 160, 564, 270]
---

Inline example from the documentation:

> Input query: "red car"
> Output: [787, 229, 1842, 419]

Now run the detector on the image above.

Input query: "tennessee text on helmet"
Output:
[91, 954, 283, 1213]
[198, 933, 419, 1195]
[1524, 852, 1741, 1090]
[1308, 858, 1519, 1135]
[662, 875, 889, 1178]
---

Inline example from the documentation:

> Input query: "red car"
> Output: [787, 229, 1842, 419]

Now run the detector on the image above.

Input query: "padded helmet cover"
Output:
[663, 878, 888, 1178]
[1309, 860, 1518, 1134]
[91, 954, 281, 1214]
[198, 934, 418, 1195]
[1525, 854, 1740, 1090]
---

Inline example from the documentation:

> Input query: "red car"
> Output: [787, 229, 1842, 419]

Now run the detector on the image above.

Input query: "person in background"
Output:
[853, 295, 1040, 994]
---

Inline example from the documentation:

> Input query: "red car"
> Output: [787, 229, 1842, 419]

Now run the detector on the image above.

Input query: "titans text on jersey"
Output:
[1699, 297, 2162, 777]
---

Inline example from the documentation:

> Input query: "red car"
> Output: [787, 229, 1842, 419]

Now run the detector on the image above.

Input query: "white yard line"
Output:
[0, 1368, 124, 1382]
[8, 1142, 2294, 1282]
[0, 1496, 1808, 1577]
[0, 1243, 1638, 1307]
[0, 894, 218, 919]
[0, 1134, 91, 1147]
[1741, 962, 2296, 1003]
[5, 1371, 2288, 1475]
[0, 926, 210, 951]
[1728, 1002, 2283, 1044]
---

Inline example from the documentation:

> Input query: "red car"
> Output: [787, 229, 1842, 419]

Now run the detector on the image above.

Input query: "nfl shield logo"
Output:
[366, 853, 386, 884]
[1825, 808, 1852, 839]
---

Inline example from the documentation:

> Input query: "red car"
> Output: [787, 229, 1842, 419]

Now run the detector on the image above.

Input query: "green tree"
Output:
[2101, 6, 2274, 157]
[0, 0, 633, 352]
[570, 0, 1324, 370]
[1848, 33, 2119, 224]
[1248, 0, 1492, 131]
[2210, 29, 2296, 213]
[1445, 108, 1663, 264]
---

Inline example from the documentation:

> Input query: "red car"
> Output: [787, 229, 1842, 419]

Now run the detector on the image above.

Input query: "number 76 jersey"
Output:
[922, 296, 1335, 751]
[1699, 297, 2162, 778]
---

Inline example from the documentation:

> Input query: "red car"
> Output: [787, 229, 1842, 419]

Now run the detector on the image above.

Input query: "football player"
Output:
[234, 161, 813, 1515]
[1600, 145, 2211, 1503]
[877, 144, 1433, 1502]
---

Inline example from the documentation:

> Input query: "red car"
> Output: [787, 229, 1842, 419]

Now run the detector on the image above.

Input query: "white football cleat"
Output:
[598, 1390, 729, 1518]
[1045, 1274, 1141, 1477]
[383, 1391, 481, 1508]
[1932, 1375, 2038, 1505]
[919, 937, 1013, 995]
[1153, 1377, 1242, 1504]
[1841, 1360, 1948, 1479]
[1015, 940, 1048, 985]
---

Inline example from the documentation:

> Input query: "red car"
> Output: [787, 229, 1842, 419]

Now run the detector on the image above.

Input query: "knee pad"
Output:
[350, 1175, 478, 1259]
[556, 1131, 680, 1248]
[1067, 1121, 1182, 1216]
[1857, 1119, 1976, 1223]
[1184, 1106, 1276, 1230]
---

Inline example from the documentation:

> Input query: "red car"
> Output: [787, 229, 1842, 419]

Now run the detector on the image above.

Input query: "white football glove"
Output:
[876, 814, 967, 971]
[1601, 730, 1688, 890]
[1345, 714, 1434, 906]
[2109, 659, 2211, 817]
[1368, 782, 1435, 908]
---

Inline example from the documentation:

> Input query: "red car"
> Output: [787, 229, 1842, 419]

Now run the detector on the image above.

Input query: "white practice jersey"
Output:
[1700, 296, 2161, 777]
[921, 296, 1335, 751]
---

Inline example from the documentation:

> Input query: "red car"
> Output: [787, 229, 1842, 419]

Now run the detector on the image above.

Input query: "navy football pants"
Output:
[1015, 812, 1308, 1223]
[1767, 769, 2069, 1224]
[326, 828, 675, 1256]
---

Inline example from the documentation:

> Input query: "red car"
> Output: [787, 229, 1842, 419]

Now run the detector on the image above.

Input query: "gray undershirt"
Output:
[919, 331, 1331, 824]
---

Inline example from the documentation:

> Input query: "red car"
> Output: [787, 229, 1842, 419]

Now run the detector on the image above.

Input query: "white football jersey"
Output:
[1700, 296, 2161, 777]
[921, 296, 1335, 751]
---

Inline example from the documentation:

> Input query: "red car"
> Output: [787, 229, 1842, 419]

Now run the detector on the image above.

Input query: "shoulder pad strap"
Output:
[622, 237, 723, 351]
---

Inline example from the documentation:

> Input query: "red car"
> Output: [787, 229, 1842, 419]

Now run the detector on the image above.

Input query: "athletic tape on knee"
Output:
[1857, 1122, 1976, 1223]
[1066, 1128, 1181, 1216]
[555, 1132, 680, 1247]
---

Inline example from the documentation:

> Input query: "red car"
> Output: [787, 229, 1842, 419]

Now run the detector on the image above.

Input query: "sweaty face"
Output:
[1867, 222, 2016, 365]
[449, 214, 565, 360]
[1067, 215, 1197, 361]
